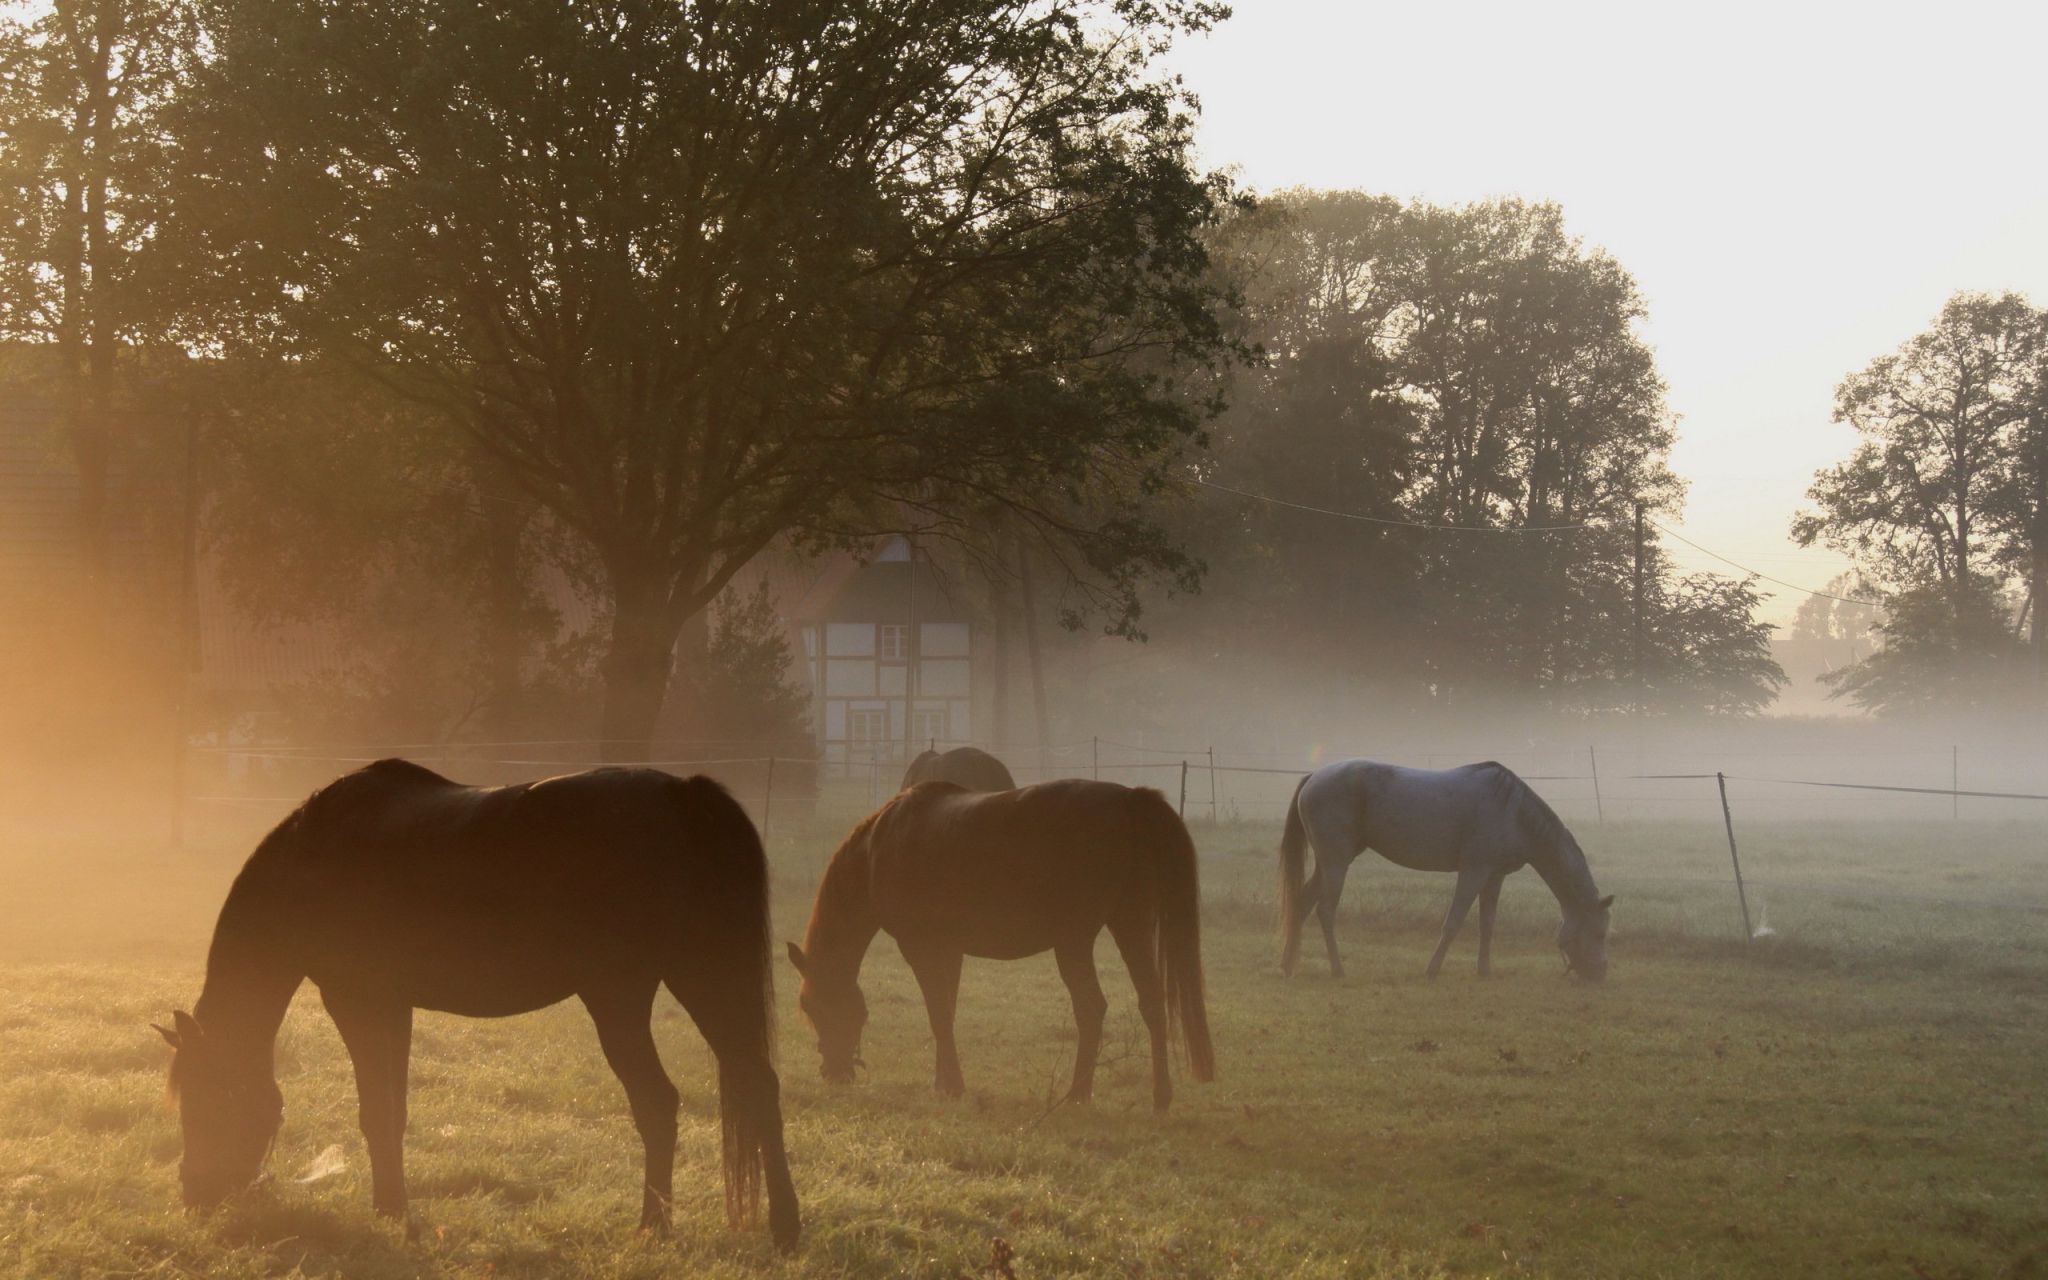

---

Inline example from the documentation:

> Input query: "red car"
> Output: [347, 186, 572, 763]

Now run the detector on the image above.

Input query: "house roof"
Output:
[792, 556, 968, 624]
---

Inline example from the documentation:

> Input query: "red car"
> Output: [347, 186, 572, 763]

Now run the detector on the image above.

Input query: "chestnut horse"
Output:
[899, 745, 1017, 792]
[154, 759, 798, 1248]
[787, 779, 1215, 1112]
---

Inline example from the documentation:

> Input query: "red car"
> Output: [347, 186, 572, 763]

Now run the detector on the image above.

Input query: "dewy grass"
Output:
[1, 812, 2044, 1277]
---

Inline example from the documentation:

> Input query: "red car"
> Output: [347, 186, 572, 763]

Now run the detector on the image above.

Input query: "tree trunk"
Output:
[1017, 540, 1052, 779]
[470, 450, 538, 736]
[989, 533, 1012, 747]
[598, 568, 682, 762]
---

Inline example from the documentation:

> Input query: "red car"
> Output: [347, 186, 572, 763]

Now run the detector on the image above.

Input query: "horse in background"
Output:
[1278, 759, 1613, 981]
[154, 759, 799, 1249]
[900, 745, 1017, 792]
[789, 779, 1214, 1112]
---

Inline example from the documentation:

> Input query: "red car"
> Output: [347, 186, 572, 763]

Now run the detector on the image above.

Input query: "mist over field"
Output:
[3, 1, 2047, 1277]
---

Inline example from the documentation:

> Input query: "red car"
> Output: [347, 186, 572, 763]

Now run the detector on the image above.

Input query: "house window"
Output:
[878, 623, 909, 660]
[848, 708, 888, 744]
[911, 708, 947, 746]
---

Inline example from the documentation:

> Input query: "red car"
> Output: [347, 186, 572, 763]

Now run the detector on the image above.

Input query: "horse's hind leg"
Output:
[580, 979, 679, 1232]
[1107, 918, 1172, 1113]
[321, 989, 414, 1228]
[901, 945, 967, 1097]
[1428, 864, 1489, 979]
[1316, 858, 1351, 979]
[667, 972, 799, 1249]
[1053, 934, 1109, 1104]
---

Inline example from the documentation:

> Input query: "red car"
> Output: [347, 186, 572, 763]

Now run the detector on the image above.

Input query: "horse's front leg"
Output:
[1476, 870, 1507, 977]
[1427, 864, 1489, 979]
[1052, 935, 1108, 1103]
[321, 989, 414, 1229]
[903, 946, 966, 1097]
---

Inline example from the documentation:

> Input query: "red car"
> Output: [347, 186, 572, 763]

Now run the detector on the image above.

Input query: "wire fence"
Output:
[179, 730, 2048, 827]
[170, 732, 2048, 946]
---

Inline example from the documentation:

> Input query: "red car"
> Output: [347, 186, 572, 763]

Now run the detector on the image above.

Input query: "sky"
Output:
[1164, 0, 2048, 622]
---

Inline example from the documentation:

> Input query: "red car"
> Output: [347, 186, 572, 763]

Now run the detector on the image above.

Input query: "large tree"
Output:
[179, 0, 1241, 755]
[0, 0, 192, 608]
[1793, 291, 2047, 712]
[1189, 191, 1777, 717]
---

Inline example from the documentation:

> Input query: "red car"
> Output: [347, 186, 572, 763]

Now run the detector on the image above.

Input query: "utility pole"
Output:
[2031, 413, 2046, 691]
[1631, 498, 1645, 716]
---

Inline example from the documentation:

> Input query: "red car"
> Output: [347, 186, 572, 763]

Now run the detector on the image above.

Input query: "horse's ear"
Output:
[172, 1009, 203, 1042]
[151, 1022, 181, 1049]
[1597, 895, 1615, 911]
[785, 942, 807, 975]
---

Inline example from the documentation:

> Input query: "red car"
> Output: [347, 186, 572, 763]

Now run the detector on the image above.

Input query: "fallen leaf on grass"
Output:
[295, 1144, 348, 1184]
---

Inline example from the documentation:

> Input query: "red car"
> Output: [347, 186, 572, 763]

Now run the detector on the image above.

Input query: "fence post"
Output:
[1177, 759, 1188, 816]
[1716, 771, 1754, 942]
[1952, 745, 1959, 821]
[1588, 745, 1605, 824]
[1092, 735, 1099, 781]
[1208, 746, 1218, 821]
[762, 755, 776, 848]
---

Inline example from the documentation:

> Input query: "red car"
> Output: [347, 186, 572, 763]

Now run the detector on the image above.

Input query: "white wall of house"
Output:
[804, 619, 972, 769]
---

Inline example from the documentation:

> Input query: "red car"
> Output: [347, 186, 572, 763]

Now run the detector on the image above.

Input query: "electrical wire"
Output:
[1194, 479, 1589, 532]
[1647, 518, 1883, 606]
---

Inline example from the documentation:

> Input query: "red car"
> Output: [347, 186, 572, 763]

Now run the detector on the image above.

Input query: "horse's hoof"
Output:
[771, 1215, 801, 1253]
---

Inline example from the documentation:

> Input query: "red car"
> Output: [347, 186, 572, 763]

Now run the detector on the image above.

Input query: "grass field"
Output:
[2, 796, 2045, 1278]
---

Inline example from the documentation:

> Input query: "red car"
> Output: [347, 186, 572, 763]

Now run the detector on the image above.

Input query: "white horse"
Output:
[1278, 759, 1612, 980]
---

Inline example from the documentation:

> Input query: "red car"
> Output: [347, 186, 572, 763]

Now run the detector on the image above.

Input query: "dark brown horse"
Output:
[899, 745, 1017, 793]
[787, 779, 1215, 1112]
[153, 759, 798, 1248]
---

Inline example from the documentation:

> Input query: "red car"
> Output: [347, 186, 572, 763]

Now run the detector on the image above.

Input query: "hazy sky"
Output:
[1166, 0, 2048, 621]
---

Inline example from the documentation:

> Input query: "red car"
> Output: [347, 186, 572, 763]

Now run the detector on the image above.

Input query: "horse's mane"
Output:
[802, 808, 884, 955]
[1484, 762, 1582, 861]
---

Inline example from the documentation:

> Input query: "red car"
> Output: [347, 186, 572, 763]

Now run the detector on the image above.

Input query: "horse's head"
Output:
[154, 1010, 283, 1208]
[1557, 894, 1614, 982]
[785, 943, 866, 1083]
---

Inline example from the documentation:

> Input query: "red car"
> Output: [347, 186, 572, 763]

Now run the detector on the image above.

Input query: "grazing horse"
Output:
[1278, 759, 1613, 981]
[787, 779, 1215, 1112]
[153, 759, 799, 1249]
[898, 745, 1017, 792]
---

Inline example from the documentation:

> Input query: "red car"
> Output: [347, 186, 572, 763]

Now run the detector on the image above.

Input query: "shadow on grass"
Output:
[412, 1164, 553, 1207]
[211, 1197, 420, 1276]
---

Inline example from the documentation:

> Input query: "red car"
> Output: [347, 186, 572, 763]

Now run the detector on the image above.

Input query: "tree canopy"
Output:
[1793, 291, 2047, 715]
[173, 0, 1243, 753]
[1182, 191, 1781, 718]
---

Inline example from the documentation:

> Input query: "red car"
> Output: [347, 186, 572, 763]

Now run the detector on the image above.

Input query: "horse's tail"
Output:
[668, 775, 798, 1249]
[1137, 790, 1216, 1084]
[1278, 774, 1312, 976]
